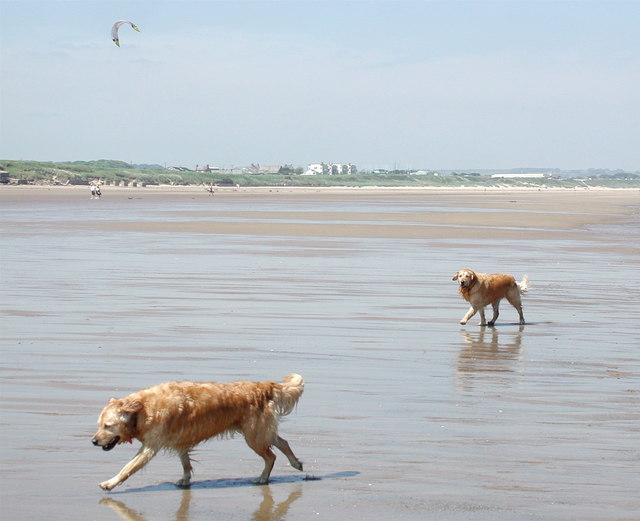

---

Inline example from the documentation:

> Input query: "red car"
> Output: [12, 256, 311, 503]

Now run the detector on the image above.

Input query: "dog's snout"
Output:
[92, 437, 99, 446]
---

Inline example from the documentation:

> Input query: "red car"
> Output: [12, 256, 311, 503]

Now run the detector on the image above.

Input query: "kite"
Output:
[111, 20, 140, 47]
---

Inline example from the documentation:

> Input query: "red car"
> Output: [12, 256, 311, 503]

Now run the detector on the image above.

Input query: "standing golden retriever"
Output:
[453, 269, 529, 326]
[92, 374, 304, 491]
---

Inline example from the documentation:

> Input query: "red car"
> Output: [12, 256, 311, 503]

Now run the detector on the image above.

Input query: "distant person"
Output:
[90, 184, 97, 199]
[95, 185, 102, 199]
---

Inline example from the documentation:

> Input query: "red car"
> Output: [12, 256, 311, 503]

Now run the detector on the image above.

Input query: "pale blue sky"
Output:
[1, 0, 638, 170]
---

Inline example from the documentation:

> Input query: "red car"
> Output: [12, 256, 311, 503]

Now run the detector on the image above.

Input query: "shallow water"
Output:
[1, 190, 639, 521]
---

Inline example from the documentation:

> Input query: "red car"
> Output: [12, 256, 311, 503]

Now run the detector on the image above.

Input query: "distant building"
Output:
[245, 164, 283, 174]
[305, 162, 357, 175]
[332, 163, 357, 175]
[229, 164, 291, 175]
[305, 163, 328, 175]
[195, 164, 221, 173]
[491, 173, 549, 179]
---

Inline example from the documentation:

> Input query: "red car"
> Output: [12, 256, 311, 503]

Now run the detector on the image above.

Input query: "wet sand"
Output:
[1, 186, 639, 520]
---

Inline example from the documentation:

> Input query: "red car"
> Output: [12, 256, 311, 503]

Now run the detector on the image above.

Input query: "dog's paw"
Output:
[291, 459, 303, 471]
[99, 480, 116, 491]
[175, 477, 191, 488]
[459, 320, 467, 325]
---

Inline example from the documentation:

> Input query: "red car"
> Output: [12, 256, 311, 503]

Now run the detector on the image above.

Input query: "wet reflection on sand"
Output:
[1, 187, 638, 521]
[456, 326, 525, 392]
[102, 493, 192, 521]
[100, 485, 303, 521]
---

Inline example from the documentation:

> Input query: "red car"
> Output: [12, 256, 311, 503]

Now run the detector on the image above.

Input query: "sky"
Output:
[1, 0, 639, 171]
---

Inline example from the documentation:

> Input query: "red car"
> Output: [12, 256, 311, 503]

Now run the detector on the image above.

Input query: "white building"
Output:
[305, 162, 357, 175]
[305, 163, 328, 175]
[491, 173, 549, 179]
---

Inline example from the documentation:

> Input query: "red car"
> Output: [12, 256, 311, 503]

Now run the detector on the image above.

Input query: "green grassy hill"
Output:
[1, 159, 639, 189]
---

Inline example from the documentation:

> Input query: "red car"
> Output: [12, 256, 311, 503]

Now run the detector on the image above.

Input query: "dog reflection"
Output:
[252, 486, 302, 521]
[456, 326, 524, 392]
[100, 492, 191, 521]
[100, 485, 302, 521]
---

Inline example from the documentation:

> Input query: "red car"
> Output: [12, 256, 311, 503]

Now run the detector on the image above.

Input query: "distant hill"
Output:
[65, 160, 165, 170]
[1, 159, 638, 189]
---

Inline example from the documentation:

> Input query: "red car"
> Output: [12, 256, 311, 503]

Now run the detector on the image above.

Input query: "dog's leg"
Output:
[273, 435, 303, 472]
[478, 307, 487, 326]
[460, 306, 476, 325]
[488, 301, 500, 326]
[506, 292, 525, 325]
[176, 451, 193, 487]
[243, 415, 279, 484]
[252, 445, 277, 485]
[100, 446, 157, 491]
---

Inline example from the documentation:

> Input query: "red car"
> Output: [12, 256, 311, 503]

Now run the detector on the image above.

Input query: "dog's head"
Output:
[92, 397, 143, 451]
[453, 269, 476, 289]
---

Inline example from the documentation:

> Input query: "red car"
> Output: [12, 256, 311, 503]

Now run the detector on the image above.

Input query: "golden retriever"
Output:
[92, 374, 304, 490]
[453, 269, 529, 326]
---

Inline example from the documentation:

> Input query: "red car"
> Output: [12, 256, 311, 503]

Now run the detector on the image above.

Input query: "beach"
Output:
[1, 185, 639, 521]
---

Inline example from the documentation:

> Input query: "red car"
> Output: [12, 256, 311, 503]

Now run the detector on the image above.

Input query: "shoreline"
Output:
[2, 183, 640, 192]
[1, 183, 640, 204]
[2, 183, 638, 250]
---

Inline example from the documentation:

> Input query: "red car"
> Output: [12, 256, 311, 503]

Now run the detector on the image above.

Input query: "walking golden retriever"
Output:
[453, 269, 529, 326]
[92, 374, 304, 490]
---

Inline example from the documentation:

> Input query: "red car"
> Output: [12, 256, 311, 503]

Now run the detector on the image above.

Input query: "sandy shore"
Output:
[3, 182, 640, 200]
[1, 184, 639, 521]
[2, 184, 638, 250]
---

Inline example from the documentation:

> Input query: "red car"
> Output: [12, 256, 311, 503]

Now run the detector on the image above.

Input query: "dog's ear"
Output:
[120, 399, 143, 415]
[116, 399, 142, 439]
[452, 271, 459, 281]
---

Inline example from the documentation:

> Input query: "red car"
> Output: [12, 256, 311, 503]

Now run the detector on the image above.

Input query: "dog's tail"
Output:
[274, 374, 304, 416]
[518, 275, 529, 293]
